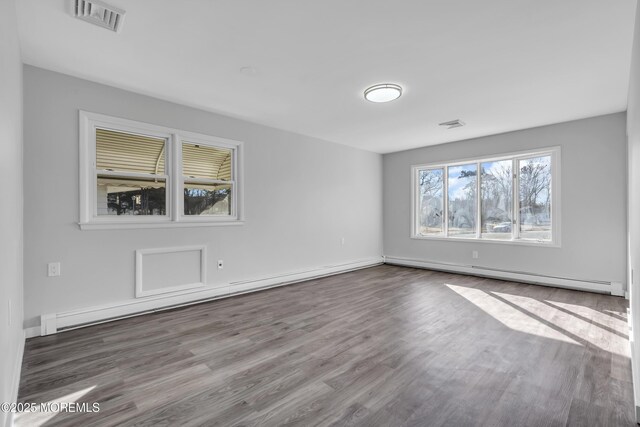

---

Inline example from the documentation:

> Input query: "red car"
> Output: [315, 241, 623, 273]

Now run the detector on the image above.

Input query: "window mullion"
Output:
[476, 162, 481, 239]
[551, 151, 556, 244]
[92, 165, 98, 220]
[91, 134, 97, 220]
[231, 147, 237, 218]
[414, 168, 419, 236]
[513, 158, 519, 240]
[172, 134, 181, 222]
[443, 166, 449, 237]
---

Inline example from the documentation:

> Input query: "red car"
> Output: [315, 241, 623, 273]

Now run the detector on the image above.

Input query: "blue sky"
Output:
[448, 164, 476, 200]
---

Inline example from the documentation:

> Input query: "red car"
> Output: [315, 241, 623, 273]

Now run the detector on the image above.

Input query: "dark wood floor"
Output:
[17, 265, 635, 426]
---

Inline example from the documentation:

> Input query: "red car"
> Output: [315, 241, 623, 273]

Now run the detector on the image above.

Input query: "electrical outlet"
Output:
[217, 260, 224, 269]
[472, 251, 479, 259]
[47, 262, 61, 277]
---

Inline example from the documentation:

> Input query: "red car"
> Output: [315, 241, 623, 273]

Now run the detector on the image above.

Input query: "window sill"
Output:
[410, 234, 560, 248]
[79, 220, 245, 230]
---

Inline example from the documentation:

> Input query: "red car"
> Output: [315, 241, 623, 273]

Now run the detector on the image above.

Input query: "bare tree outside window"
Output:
[448, 164, 477, 237]
[418, 168, 444, 235]
[519, 156, 551, 240]
[414, 149, 556, 244]
[481, 160, 512, 239]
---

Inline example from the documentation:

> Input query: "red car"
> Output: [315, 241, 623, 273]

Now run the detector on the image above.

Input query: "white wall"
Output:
[384, 113, 627, 286]
[627, 1, 640, 420]
[22, 66, 383, 329]
[0, 0, 24, 425]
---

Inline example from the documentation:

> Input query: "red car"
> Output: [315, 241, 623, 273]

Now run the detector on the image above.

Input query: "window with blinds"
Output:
[96, 128, 168, 216]
[79, 111, 243, 228]
[182, 142, 233, 216]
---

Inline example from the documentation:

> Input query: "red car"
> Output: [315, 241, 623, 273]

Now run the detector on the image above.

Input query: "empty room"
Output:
[3, 0, 640, 425]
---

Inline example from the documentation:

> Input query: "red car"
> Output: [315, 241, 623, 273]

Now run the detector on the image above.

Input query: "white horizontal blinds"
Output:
[94, 128, 168, 216]
[96, 128, 166, 175]
[182, 142, 233, 216]
[96, 176, 165, 189]
[182, 143, 232, 181]
[218, 155, 232, 181]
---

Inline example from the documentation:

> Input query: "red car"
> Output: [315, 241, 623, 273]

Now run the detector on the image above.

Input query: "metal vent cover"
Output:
[439, 119, 465, 129]
[74, 0, 125, 32]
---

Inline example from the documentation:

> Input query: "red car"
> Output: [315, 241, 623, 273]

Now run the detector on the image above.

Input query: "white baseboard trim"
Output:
[5, 330, 25, 427]
[35, 257, 383, 336]
[628, 307, 640, 424]
[11, 331, 25, 401]
[227, 259, 382, 293]
[384, 256, 625, 296]
[25, 326, 40, 339]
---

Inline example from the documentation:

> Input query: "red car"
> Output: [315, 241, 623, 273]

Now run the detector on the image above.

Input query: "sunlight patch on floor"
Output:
[447, 283, 630, 357]
[497, 293, 629, 357]
[446, 284, 579, 345]
[545, 300, 627, 328]
[15, 386, 96, 427]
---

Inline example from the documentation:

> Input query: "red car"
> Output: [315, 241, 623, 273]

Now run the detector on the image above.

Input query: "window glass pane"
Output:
[518, 156, 552, 241]
[417, 168, 444, 235]
[97, 175, 166, 216]
[481, 160, 513, 240]
[184, 183, 232, 216]
[448, 164, 477, 237]
[96, 128, 166, 175]
[183, 143, 232, 181]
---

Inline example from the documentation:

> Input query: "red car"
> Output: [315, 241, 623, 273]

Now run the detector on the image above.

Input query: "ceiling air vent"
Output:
[74, 0, 125, 32]
[439, 119, 465, 129]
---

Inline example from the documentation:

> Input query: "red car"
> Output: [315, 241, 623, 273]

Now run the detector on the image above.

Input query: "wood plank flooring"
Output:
[17, 265, 635, 426]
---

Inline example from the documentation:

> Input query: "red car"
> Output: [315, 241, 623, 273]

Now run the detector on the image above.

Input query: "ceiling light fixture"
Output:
[364, 83, 403, 103]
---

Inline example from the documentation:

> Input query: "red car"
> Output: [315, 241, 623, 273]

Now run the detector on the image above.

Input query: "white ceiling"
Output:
[17, 0, 637, 153]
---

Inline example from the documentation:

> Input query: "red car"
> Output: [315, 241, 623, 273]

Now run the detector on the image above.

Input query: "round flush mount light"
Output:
[364, 83, 403, 103]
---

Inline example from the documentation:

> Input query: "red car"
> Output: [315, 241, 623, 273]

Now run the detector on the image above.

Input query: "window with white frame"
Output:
[79, 111, 243, 229]
[412, 147, 560, 245]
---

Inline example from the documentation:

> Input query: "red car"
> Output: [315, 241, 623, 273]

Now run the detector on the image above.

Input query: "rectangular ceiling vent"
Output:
[439, 119, 465, 129]
[74, 0, 125, 32]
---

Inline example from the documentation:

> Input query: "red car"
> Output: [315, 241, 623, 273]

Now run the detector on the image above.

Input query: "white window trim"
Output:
[79, 111, 244, 230]
[411, 146, 561, 247]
